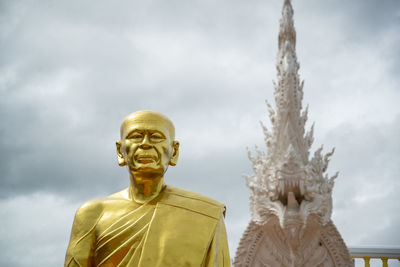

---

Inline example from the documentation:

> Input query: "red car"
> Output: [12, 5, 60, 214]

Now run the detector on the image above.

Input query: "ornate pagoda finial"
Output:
[234, 0, 352, 265]
[245, 0, 337, 228]
[270, 0, 310, 167]
[279, 0, 296, 50]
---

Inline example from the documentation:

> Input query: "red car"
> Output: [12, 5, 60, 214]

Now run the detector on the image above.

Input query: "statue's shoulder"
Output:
[75, 188, 131, 220]
[74, 198, 105, 221]
[162, 185, 226, 219]
[70, 198, 105, 236]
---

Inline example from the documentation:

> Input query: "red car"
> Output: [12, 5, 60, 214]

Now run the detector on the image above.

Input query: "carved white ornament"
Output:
[234, 0, 353, 266]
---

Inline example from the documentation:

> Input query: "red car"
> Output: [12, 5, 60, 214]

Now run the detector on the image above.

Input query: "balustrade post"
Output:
[363, 257, 370, 267]
[381, 257, 388, 267]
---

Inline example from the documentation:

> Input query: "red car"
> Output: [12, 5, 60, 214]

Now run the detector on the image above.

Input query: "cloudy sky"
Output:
[0, 0, 399, 266]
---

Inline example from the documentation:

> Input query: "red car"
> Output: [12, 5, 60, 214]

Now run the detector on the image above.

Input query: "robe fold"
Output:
[65, 185, 230, 267]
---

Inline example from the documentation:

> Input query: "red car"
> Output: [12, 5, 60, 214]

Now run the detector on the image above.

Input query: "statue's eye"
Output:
[150, 133, 164, 142]
[127, 133, 143, 140]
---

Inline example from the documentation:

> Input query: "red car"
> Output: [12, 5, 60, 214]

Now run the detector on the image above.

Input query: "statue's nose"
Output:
[139, 134, 152, 149]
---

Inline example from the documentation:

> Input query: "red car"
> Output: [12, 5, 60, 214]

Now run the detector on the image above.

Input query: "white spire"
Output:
[267, 0, 312, 167]
[234, 1, 352, 265]
[245, 0, 337, 229]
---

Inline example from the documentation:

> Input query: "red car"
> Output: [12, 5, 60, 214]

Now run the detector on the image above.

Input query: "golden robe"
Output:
[65, 185, 230, 266]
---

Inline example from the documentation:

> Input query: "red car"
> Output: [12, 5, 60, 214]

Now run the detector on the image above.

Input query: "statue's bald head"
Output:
[120, 110, 175, 141]
[117, 110, 179, 202]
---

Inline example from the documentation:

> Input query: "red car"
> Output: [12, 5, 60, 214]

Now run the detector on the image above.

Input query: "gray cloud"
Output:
[325, 115, 400, 245]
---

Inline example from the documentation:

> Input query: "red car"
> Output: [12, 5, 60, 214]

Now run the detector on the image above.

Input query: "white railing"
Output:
[349, 247, 400, 267]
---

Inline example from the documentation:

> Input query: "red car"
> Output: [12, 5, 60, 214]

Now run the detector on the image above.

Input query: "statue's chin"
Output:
[131, 166, 165, 180]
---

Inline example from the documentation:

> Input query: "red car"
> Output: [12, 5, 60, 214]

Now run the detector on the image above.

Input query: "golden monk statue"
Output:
[65, 110, 231, 266]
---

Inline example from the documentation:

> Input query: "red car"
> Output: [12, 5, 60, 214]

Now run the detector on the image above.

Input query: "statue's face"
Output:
[123, 125, 172, 173]
[117, 111, 179, 178]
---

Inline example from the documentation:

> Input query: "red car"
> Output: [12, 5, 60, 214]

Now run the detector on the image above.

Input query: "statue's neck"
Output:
[129, 174, 165, 204]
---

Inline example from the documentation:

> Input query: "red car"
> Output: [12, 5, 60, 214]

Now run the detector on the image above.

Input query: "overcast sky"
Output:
[0, 0, 399, 266]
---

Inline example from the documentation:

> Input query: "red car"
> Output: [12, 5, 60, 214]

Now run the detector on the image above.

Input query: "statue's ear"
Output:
[169, 141, 180, 166]
[116, 141, 126, 166]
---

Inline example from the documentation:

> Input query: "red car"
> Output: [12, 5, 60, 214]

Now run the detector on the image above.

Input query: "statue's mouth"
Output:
[135, 154, 159, 164]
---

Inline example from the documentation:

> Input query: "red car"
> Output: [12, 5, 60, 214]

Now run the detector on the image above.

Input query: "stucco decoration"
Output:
[233, 0, 353, 266]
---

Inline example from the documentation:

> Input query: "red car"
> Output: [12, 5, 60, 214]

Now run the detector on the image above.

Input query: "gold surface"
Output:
[65, 111, 230, 266]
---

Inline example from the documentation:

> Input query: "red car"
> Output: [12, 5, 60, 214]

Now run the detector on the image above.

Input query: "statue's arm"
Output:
[203, 212, 231, 267]
[65, 201, 103, 267]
